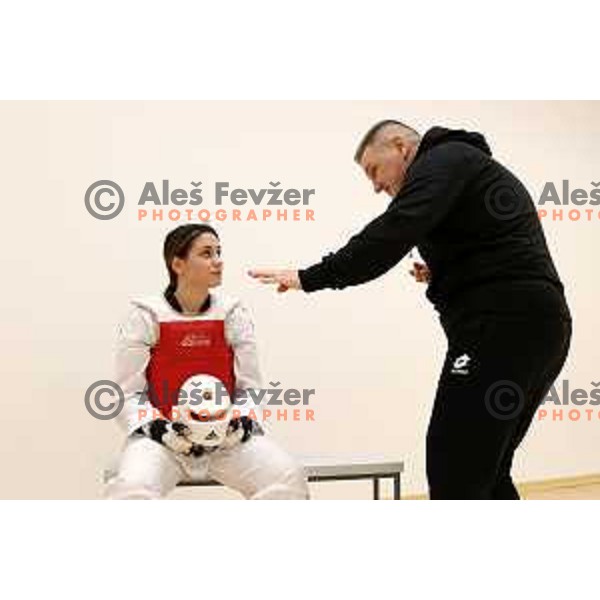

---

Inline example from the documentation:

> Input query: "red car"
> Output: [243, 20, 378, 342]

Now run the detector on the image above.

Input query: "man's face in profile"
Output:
[360, 139, 411, 198]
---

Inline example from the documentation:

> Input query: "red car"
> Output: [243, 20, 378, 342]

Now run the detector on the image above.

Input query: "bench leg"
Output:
[393, 474, 401, 500]
[373, 477, 380, 500]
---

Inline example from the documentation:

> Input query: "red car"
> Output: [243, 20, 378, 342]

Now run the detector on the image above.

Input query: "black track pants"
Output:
[426, 309, 572, 500]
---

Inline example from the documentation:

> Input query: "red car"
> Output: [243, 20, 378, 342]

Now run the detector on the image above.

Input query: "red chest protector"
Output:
[140, 299, 236, 418]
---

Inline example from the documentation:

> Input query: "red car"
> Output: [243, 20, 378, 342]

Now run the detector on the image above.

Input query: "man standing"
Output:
[250, 120, 572, 499]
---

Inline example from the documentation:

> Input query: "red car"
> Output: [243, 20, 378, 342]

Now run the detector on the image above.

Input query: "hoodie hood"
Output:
[416, 126, 492, 158]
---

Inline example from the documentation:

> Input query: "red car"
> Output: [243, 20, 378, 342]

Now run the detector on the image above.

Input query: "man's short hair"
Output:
[354, 119, 420, 163]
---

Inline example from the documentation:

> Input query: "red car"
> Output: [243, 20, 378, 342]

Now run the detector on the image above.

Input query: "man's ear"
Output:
[391, 136, 408, 156]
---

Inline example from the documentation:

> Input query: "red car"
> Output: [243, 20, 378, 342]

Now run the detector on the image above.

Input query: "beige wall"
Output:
[0, 101, 598, 498]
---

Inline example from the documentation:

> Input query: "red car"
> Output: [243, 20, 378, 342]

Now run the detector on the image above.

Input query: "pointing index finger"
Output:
[248, 269, 274, 278]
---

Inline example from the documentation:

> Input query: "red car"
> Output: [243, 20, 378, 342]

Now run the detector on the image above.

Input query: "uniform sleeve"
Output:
[225, 301, 263, 418]
[114, 305, 161, 435]
[298, 141, 476, 292]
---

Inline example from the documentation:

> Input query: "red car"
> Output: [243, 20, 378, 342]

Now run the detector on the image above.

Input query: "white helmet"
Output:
[178, 374, 233, 447]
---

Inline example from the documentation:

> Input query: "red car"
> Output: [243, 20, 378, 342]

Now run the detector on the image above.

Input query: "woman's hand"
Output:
[138, 419, 196, 455]
[228, 415, 264, 442]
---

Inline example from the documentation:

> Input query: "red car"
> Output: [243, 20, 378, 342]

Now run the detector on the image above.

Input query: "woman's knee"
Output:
[106, 478, 164, 500]
[105, 435, 183, 499]
[251, 465, 310, 500]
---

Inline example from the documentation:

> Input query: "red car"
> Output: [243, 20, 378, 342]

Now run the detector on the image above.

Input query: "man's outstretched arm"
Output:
[249, 141, 474, 293]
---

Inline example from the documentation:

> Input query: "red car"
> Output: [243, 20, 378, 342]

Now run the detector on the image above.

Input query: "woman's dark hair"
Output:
[163, 223, 219, 303]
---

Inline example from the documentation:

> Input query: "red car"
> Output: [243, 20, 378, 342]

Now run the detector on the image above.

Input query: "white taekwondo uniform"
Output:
[106, 291, 309, 500]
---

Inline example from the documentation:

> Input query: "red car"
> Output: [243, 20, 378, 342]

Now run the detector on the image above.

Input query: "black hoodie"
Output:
[299, 127, 567, 319]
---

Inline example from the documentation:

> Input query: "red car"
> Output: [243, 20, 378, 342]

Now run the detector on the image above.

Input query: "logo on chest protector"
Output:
[180, 333, 212, 348]
[450, 353, 472, 375]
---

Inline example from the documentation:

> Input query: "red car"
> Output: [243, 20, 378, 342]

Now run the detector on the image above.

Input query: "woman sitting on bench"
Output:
[107, 223, 309, 500]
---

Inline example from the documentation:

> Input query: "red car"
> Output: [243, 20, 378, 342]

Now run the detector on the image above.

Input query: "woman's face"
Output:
[173, 232, 223, 289]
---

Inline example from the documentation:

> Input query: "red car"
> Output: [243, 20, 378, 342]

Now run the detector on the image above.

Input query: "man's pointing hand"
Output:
[248, 269, 302, 293]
